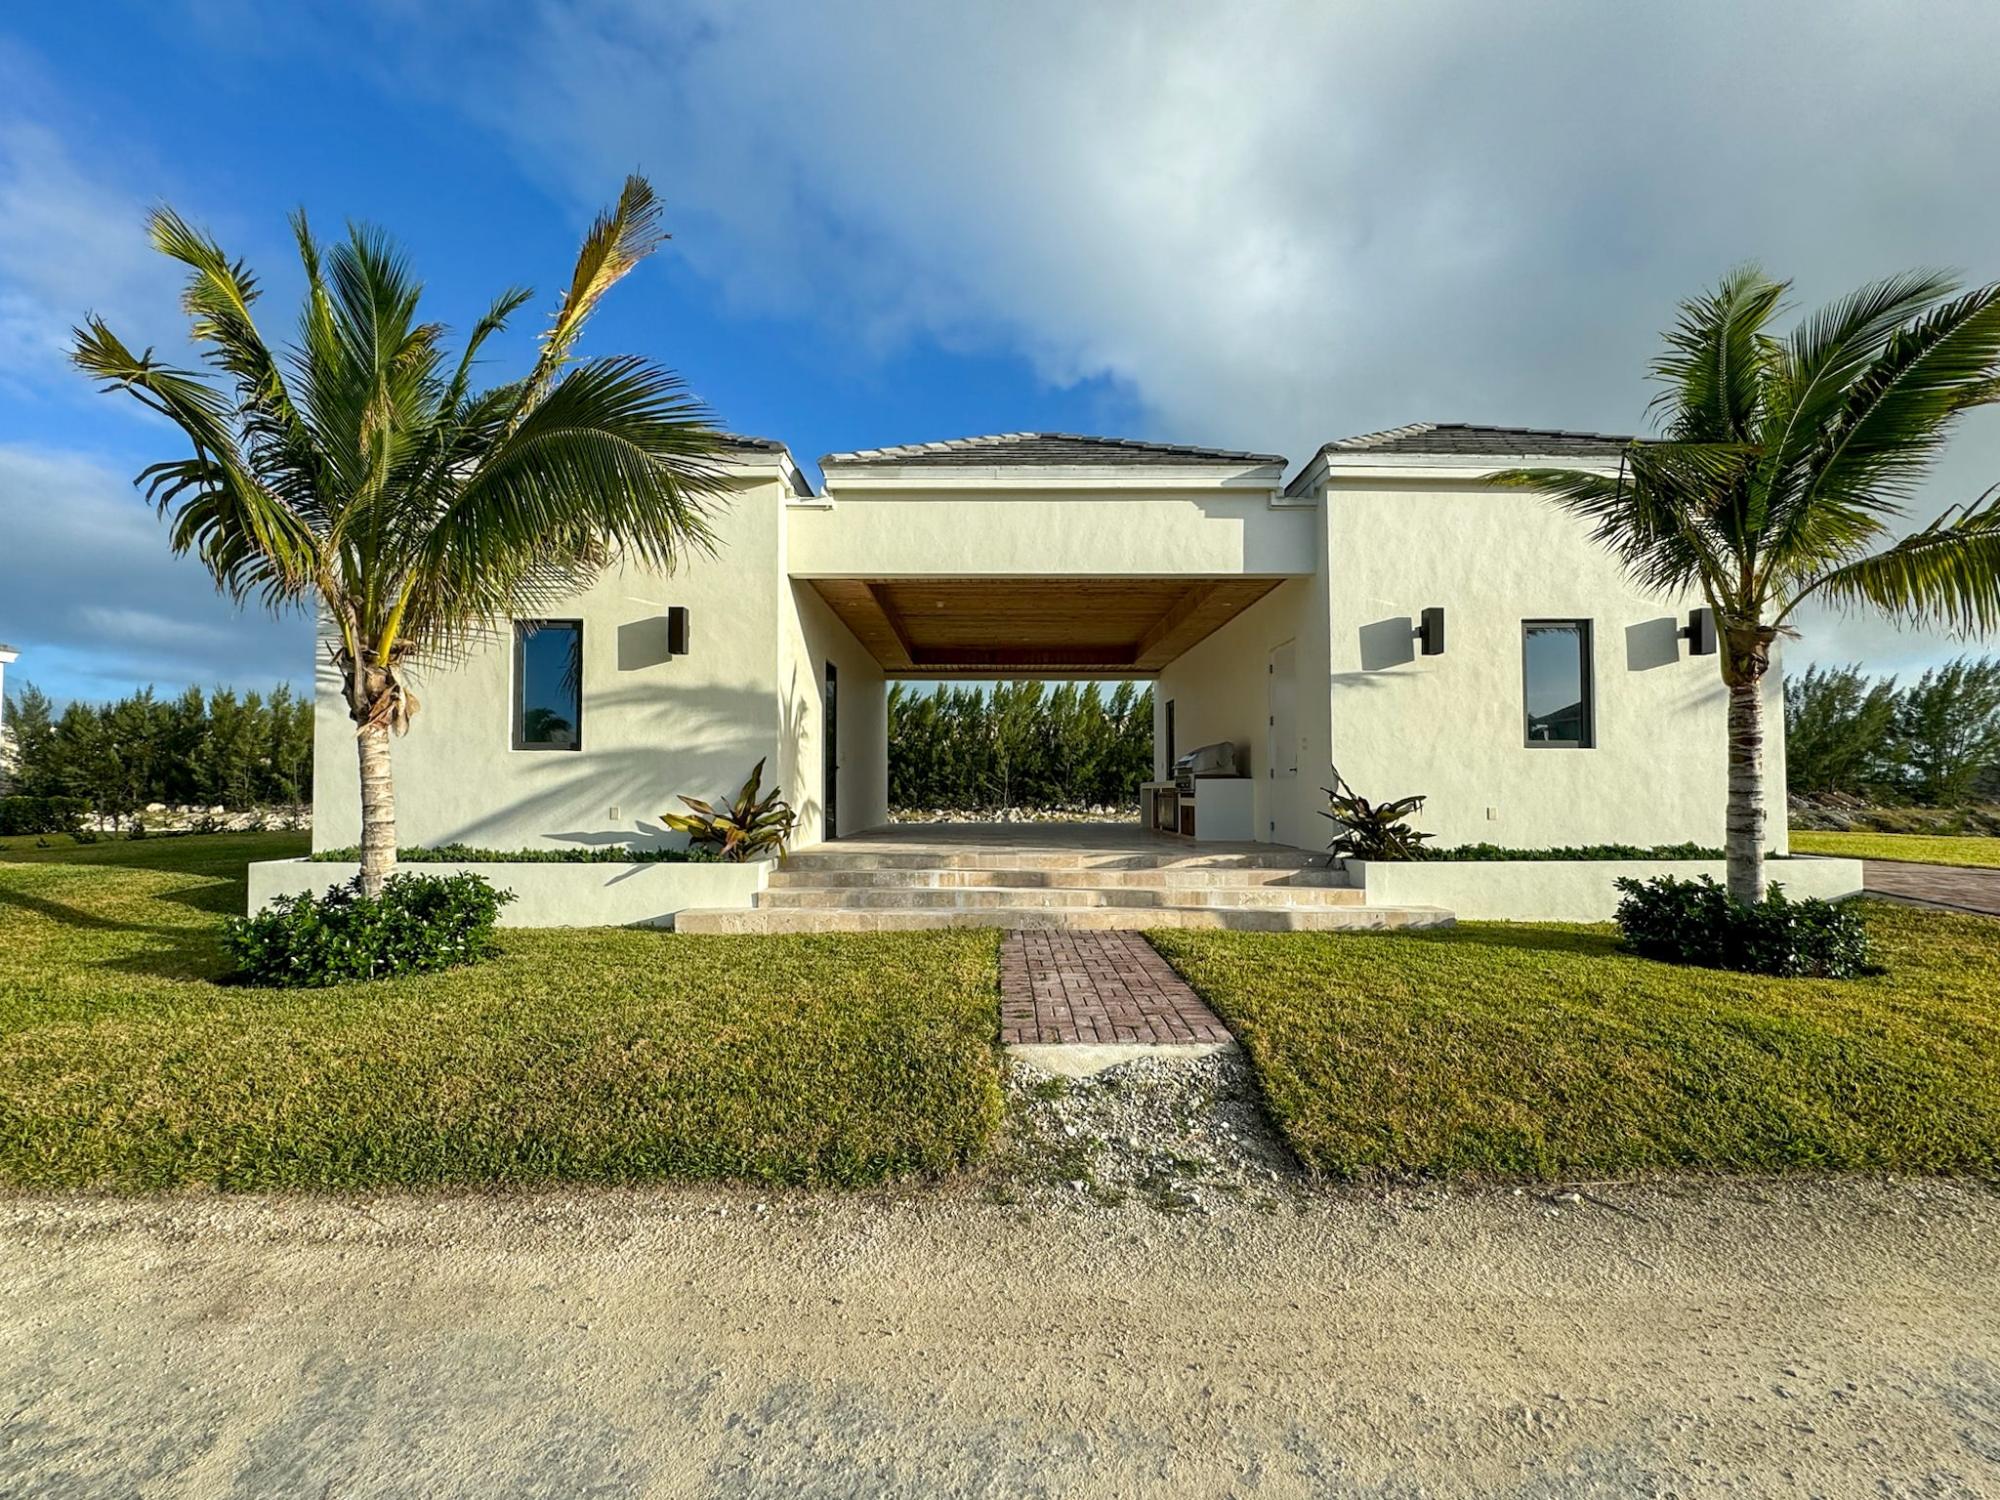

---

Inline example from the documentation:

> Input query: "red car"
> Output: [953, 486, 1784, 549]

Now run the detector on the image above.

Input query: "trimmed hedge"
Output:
[0, 796, 89, 837]
[1413, 841, 1727, 862]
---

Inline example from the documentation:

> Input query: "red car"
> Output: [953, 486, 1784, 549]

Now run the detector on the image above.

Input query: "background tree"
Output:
[1, 684, 56, 796]
[1894, 655, 2000, 805]
[886, 681, 1155, 811]
[1784, 663, 1902, 796]
[2, 679, 318, 816]
[74, 177, 724, 893]
[1500, 266, 2000, 899]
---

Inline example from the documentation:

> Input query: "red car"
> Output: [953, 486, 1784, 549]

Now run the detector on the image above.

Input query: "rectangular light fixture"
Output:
[667, 606, 690, 656]
[1680, 606, 1716, 656]
[1417, 606, 1445, 656]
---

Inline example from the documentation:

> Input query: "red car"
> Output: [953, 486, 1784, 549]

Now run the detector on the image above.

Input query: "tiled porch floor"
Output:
[999, 930, 1233, 1046]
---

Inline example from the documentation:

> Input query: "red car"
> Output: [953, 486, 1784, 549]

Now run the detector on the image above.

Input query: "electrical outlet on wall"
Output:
[609, 806, 622, 821]
[1485, 806, 1498, 821]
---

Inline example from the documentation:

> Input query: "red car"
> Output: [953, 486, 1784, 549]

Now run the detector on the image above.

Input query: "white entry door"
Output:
[1268, 639, 1298, 783]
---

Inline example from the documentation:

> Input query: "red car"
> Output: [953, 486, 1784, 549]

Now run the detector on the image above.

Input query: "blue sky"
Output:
[5, 1, 2000, 705]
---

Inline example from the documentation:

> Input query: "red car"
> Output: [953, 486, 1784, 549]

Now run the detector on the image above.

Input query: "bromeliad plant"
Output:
[73, 177, 727, 898]
[1321, 768, 1435, 861]
[661, 758, 798, 862]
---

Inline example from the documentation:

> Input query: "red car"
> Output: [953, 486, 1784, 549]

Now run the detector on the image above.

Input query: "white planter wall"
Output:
[248, 858, 769, 929]
[1346, 857, 1866, 923]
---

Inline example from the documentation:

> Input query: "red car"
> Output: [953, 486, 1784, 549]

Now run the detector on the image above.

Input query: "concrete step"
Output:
[778, 848, 1327, 874]
[765, 865, 1352, 891]
[672, 904, 1454, 935]
[757, 884, 1367, 910]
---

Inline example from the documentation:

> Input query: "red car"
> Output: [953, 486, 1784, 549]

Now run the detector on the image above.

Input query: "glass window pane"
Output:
[1524, 622, 1591, 747]
[517, 621, 582, 750]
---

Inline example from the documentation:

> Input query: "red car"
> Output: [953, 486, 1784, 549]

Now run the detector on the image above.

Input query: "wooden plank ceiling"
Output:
[807, 577, 1284, 674]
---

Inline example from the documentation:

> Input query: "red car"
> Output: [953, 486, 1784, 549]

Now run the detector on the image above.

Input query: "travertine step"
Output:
[758, 884, 1366, 910]
[765, 865, 1352, 890]
[672, 904, 1453, 935]
[778, 848, 1327, 873]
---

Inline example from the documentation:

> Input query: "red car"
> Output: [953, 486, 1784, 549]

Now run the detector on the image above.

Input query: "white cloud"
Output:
[346, 0, 2000, 674]
[0, 444, 307, 701]
[0, 112, 175, 398]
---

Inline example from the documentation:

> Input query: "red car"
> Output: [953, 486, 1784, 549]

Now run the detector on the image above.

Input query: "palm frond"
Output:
[71, 317, 321, 605]
[1788, 487, 2000, 636]
[1491, 451, 1739, 603]
[1799, 283, 2000, 519]
[1648, 264, 1786, 442]
[390, 354, 723, 659]
[515, 175, 667, 423]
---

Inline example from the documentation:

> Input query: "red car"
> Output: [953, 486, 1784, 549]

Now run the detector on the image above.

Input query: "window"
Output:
[1522, 620, 1593, 748]
[1165, 699, 1176, 767]
[514, 620, 582, 750]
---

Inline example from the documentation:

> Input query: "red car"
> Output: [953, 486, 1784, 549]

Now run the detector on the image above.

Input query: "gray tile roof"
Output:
[1321, 422, 1635, 458]
[820, 431, 1286, 468]
[716, 433, 788, 452]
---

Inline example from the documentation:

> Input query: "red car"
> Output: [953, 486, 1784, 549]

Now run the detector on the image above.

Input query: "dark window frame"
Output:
[513, 618, 584, 752]
[1521, 619, 1595, 750]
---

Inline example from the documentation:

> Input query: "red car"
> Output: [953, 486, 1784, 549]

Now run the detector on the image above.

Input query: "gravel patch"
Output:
[988, 1043, 1306, 1213]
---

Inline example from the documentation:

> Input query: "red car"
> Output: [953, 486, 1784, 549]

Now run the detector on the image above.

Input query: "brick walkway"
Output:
[1864, 859, 2000, 917]
[999, 931, 1233, 1046]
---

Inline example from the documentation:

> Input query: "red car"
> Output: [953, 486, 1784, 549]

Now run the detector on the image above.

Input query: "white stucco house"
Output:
[284, 425, 1861, 928]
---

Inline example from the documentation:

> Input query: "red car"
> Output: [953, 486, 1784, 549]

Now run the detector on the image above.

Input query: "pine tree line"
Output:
[888, 681, 1155, 811]
[3, 682, 314, 816]
[1785, 656, 2000, 804]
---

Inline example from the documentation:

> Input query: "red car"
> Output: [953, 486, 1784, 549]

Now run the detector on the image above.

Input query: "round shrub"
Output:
[1613, 874, 1876, 979]
[224, 872, 516, 987]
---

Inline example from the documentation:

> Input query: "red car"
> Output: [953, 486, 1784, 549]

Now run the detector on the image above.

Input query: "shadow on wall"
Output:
[1358, 616, 1416, 672]
[1625, 617, 1682, 672]
[419, 678, 784, 852]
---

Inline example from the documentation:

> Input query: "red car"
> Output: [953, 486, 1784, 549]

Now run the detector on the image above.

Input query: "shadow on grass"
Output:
[1403, 922, 1624, 960]
[0, 880, 233, 982]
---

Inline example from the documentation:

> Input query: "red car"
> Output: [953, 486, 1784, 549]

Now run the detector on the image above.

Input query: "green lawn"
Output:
[1790, 829, 2000, 868]
[0, 833, 1003, 1190]
[1152, 905, 2000, 1182]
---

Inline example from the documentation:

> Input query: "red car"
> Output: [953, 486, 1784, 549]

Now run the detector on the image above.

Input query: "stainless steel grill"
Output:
[1172, 740, 1241, 796]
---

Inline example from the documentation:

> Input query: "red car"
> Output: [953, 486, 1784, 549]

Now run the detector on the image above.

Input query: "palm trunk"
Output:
[1724, 674, 1767, 904]
[356, 721, 397, 898]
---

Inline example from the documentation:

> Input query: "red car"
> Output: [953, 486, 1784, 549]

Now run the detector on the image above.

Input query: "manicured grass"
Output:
[1790, 829, 2000, 868]
[1152, 904, 2000, 1182]
[0, 833, 1003, 1190]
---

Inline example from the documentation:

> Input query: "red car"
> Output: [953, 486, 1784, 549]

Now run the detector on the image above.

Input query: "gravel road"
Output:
[6, 1176, 1997, 1498]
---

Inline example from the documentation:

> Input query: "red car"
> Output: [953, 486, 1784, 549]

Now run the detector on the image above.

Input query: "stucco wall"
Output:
[313, 475, 791, 854]
[1152, 576, 1330, 850]
[786, 488, 1316, 578]
[778, 576, 890, 843]
[1322, 479, 1789, 852]
[1348, 856, 1860, 922]
[250, 857, 768, 927]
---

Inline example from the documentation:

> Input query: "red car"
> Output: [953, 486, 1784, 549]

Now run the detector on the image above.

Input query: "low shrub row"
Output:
[1416, 841, 1727, 863]
[0, 796, 89, 837]
[308, 842, 715, 864]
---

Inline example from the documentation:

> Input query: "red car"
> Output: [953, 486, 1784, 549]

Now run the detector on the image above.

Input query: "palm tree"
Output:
[74, 177, 725, 895]
[1497, 266, 2000, 901]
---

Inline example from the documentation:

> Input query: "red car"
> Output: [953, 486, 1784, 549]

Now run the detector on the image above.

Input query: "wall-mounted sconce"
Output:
[1415, 606, 1446, 656]
[667, 605, 691, 656]
[1678, 606, 1716, 656]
